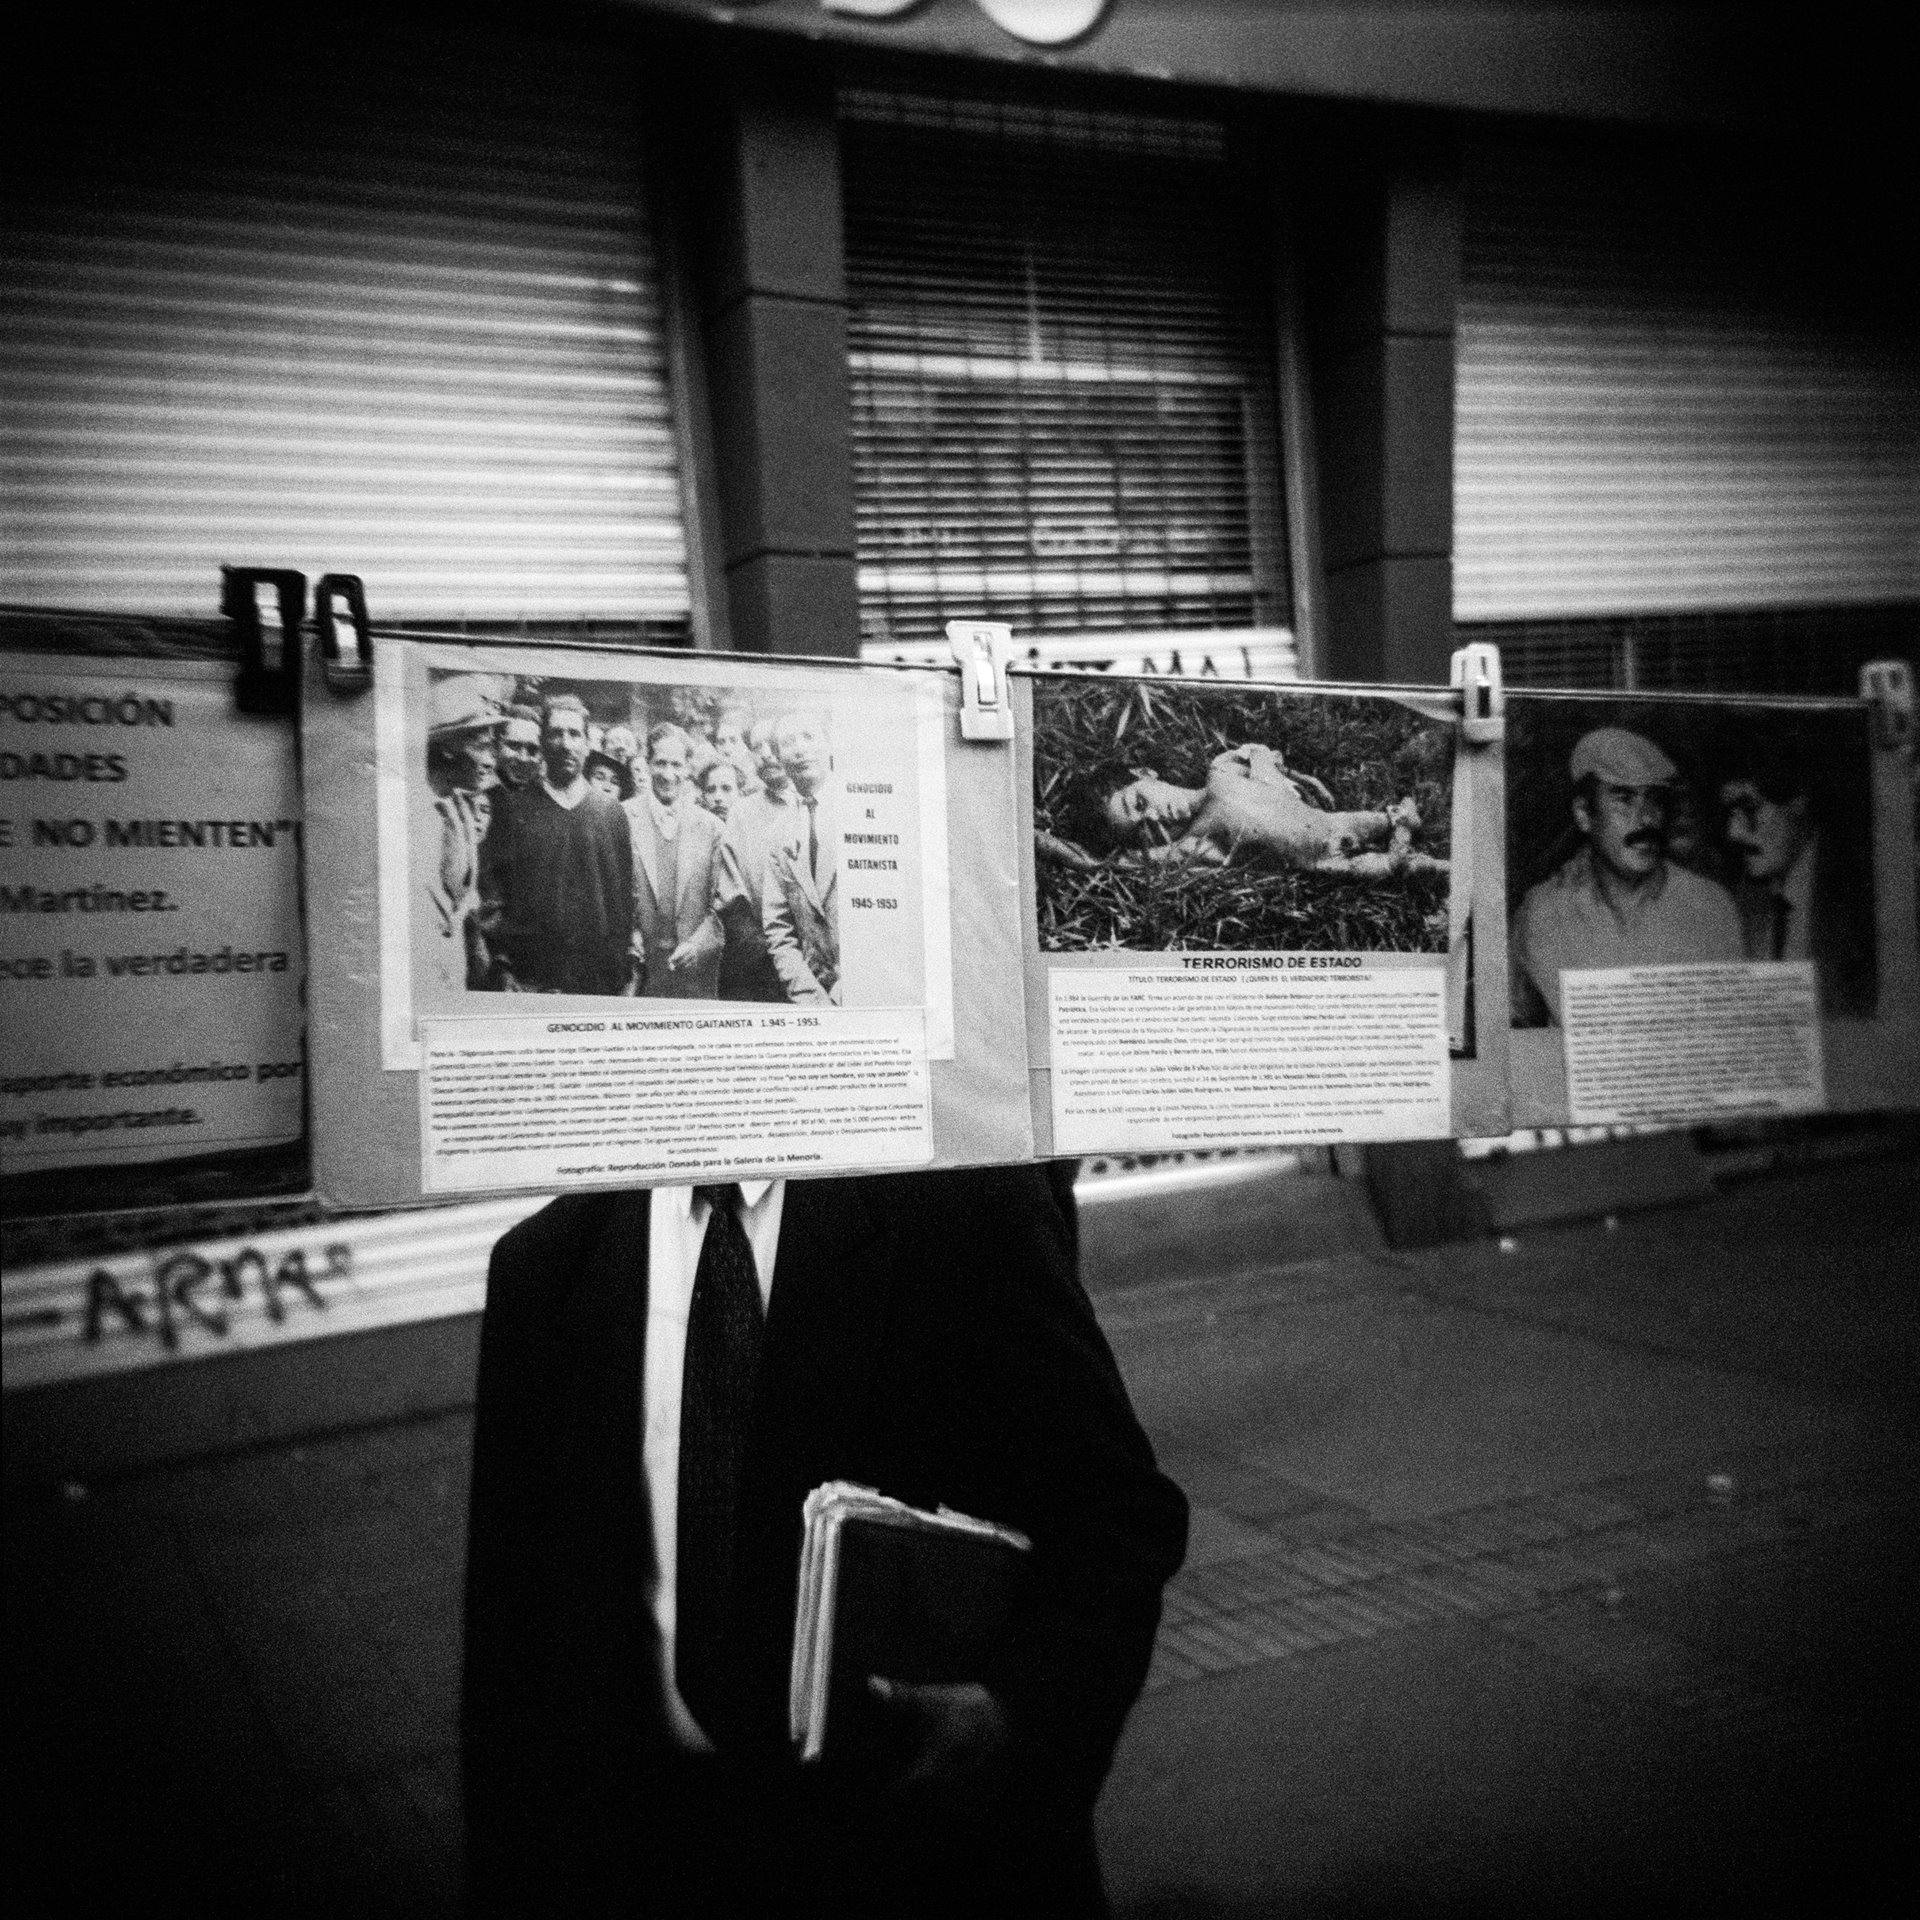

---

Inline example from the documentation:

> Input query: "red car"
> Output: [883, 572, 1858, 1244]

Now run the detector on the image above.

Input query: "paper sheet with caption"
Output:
[1561, 962, 1825, 1125]
[418, 1006, 932, 1193]
[1047, 960, 1450, 1153]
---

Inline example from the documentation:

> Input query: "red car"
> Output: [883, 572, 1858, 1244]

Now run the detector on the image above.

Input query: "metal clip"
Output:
[223, 566, 306, 715]
[315, 573, 373, 695]
[945, 620, 1016, 742]
[1450, 641, 1504, 745]
[1860, 658, 1914, 754]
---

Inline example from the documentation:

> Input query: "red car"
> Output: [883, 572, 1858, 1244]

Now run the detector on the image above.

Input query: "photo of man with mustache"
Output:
[1510, 726, 1743, 1026]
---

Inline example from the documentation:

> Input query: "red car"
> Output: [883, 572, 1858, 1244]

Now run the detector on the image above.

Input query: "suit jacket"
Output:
[462, 1167, 1185, 1918]
[626, 795, 724, 998]
[1732, 835, 1876, 1017]
[418, 784, 482, 999]
[763, 809, 839, 1003]
[711, 790, 805, 1002]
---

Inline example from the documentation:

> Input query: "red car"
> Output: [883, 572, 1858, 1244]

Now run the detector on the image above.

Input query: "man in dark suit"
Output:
[462, 1166, 1184, 1918]
[1717, 746, 1876, 1015]
[762, 711, 841, 1005]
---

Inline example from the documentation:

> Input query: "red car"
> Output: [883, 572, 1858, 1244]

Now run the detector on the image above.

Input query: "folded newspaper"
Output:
[788, 1480, 1032, 1765]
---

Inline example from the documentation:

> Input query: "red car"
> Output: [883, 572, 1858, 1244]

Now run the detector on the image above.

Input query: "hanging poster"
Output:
[294, 627, 1915, 1210]
[305, 634, 1031, 1207]
[1019, 671, 1509, 1151]
[371, 642, 950, 1192]
[1504, 690, 1916, 1125]
[0, 655, 304, 1185]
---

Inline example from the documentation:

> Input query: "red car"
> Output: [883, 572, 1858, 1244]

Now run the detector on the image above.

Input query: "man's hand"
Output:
[866, 1676, 1014, 1815]
[667, 936, 702, 973]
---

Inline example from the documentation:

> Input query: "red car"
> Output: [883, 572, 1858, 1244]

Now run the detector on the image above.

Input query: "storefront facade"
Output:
[3, 1, 1912, 1445]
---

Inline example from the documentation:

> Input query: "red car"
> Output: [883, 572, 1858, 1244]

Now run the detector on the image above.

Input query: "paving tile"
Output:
[1177, 1557, 1271, 1612]
[1286, 1588, 1380, 1642]
[1352, 1578, 1444, 1629]
[1381, 1567, 1478, 1617]
[1303, 1535, 1402, 1581]
[1160, 1619, 1242, 1674]
[1180, 1504, 1279, 1568]
[1276, 1543, 1356, 1588]
[1549, 1488, 1643, 1531]
[1436, 1557, 1537, 1611]
[1223, 1604, 1310, 1659]
[1144, 1642, 1207, 1689]
[1225, 1605, 1312, 1661]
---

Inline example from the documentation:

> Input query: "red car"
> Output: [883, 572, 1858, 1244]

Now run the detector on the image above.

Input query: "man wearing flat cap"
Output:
[1511, 726, 1743, 1024]
[422, 675, 503, 997]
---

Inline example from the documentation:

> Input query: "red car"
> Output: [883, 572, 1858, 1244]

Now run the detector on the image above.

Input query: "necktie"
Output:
[676, 1184, 765, 1744]
[1770, 892, 1791, 960]
[805, 796, 819, 886]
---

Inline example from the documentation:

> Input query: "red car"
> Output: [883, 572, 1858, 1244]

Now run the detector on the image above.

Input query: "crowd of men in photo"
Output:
[421, 675, 841, 1006]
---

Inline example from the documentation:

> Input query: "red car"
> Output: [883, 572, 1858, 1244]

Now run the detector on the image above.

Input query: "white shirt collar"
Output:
[657, 1179, 776, 1219]
[542, 774, 589, 810]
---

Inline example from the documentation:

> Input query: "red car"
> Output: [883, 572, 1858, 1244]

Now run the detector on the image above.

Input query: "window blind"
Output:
[1455, 129, 1919, 629]
[1461, 604, 1918, 698]
[0, 24, 690, 630]
[839, 89, 1287, 652]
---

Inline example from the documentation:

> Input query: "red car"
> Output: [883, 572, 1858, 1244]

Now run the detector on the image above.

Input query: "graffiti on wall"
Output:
[74, 1239, 353, 1348]
[3, 1195, 545, 1393]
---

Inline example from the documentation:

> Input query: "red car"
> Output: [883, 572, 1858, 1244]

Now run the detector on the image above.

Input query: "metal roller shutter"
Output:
[840, 89, 1288, 652]
[1455, 129, 1920, 627]
[0, 24, 689, 629]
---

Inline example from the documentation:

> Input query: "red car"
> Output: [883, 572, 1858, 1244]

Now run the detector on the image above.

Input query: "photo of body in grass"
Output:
[1033, 676, 1455, 953]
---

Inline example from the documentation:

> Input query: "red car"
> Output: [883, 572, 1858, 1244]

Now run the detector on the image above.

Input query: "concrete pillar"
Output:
[1301, 129, 1461, 687]
[689, 67, 860, 657]
[1298, 125, 1480, 1236]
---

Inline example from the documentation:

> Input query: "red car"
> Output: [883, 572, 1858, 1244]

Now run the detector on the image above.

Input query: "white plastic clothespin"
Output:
[945, 620, 1015, 742]
[1860, 659, 1914, 754]
[1450, 641, 1504, 746]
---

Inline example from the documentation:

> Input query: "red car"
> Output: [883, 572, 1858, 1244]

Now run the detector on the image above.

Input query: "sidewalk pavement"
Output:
[1096, 1149, 1918, 1917]
[7, 1151, 1917, 1917]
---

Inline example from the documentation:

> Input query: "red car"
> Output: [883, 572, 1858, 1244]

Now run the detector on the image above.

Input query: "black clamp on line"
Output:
[1860, 659, 1914, 755]
[224, 566, 306, 715]
[315, 573, 373, 695]
[1450, 641, 1504, 745]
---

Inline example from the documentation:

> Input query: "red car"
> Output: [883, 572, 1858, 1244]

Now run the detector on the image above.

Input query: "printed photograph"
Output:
[1507, 696, 1878, 1026]
[1032, 677, 1454, 954]
[415, 668, 845, 1008]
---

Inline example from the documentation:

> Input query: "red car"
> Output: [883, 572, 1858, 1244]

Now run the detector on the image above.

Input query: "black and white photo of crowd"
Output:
[419, 670, 842, 1007]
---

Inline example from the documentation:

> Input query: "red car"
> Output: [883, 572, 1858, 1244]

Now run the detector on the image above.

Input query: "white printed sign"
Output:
[1561, 962, 1826, 1124]
[1048, 959, 1450, 1153]
[420, 1006, 933, 1193]
[1, 661, 304, 1174]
